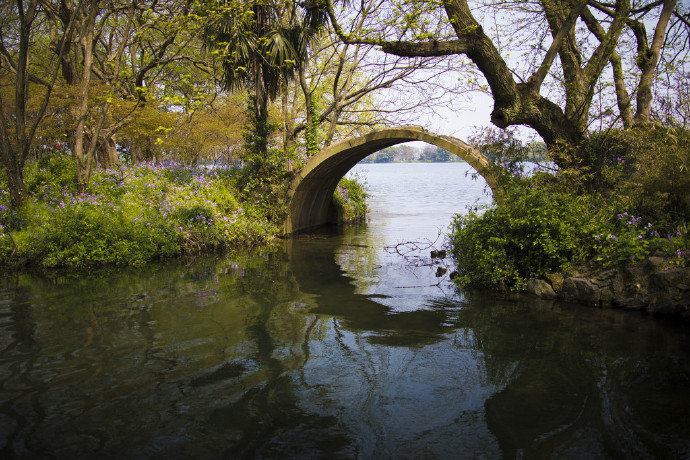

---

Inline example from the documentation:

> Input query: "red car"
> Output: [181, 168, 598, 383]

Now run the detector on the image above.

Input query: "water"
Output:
[0, 163, 688, 458]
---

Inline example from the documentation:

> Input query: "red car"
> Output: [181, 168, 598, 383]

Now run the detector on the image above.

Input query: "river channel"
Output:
[1, 162, 688, 458]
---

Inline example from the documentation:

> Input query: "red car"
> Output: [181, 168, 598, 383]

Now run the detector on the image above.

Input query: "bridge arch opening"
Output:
[285, 126, 503, 234]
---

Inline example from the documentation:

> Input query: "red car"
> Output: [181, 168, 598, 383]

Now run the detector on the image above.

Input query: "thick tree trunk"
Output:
[0, 152, 27, 208]
[440, 0, 587, 152]
[633, 0, 677, 124]
[95, 132, 118, 168]
[132, 142, 155, 163]
[487, 82, 586, 150]
[72, 3, 98, 193]
[0, 0, 39, 208]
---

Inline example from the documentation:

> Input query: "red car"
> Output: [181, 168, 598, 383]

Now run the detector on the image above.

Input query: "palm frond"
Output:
[302, 0, 330, 30]
[205, 0, 324, 97]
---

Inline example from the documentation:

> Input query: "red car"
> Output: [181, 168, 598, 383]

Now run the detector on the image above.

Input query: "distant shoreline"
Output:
[358, 159, 466, 164]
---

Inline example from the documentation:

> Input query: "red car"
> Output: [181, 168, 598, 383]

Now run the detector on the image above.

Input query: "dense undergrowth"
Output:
[451, 126, 690, 291]
[0, 149, 366, 268]
[333, 177, 368, 222]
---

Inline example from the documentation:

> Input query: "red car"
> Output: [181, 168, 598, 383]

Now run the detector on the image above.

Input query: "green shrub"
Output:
[450, 187, 606, 289]
[0, 194, 22, 230]
[549, 126, 690, 229]
[0, 225, 15, 261]
[333, 177, 367, 222]
[450, 184, 687, 290]
[1, 158, 281, 268]
[614, 126, 690, 232]
[26, 150, 78, 196]
[450, 126, 690, 291]
[16, 202, 181, 267]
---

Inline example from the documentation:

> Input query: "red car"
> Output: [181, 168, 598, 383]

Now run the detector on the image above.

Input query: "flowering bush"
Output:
[333, 177, 367, 222]
[450, 185, 688, 290]
[592, 213, 656, 267]
[450, 187, 606, 289]
[451, 126, 690, 291]
[1, 152, 279, 268]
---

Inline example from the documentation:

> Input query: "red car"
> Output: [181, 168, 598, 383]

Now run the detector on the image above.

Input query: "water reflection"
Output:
[288, 233, 459, 347]
[0, 237, 688, 457]
[454, 294, 690, 458]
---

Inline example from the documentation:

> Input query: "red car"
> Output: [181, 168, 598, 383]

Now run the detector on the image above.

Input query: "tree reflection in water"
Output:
[0, 236, 687, 458]
[289, 230, 690, 457]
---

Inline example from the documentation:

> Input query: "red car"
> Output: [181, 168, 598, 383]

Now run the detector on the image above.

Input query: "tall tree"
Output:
[0, 0, 77, 206]
[44, 0, 204, 184]
[204, 0, 316, 156]
[290, 30, 469, 149]
[278, 0, 473, 155]
[322, 0, 686, 165]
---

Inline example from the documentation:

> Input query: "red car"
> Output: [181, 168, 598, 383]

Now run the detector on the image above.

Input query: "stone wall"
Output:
[524, 257, 690, 317]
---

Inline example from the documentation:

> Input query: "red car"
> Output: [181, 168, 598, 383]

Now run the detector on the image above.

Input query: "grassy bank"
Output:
[450, 127, 690, 291]
[0, 150, 366, 268]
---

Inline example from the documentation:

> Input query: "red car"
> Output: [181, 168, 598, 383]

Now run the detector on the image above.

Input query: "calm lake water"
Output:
[1, 162, 688, 458]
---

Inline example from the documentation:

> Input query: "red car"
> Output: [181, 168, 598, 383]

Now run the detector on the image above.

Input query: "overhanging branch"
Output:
[381, 39, 470, 57]
[529, 0, 587, 90]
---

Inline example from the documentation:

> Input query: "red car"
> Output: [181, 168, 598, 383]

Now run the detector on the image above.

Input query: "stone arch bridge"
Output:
[285, 126, 504, 234]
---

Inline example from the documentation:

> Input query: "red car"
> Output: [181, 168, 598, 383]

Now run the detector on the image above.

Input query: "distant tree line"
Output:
[360, 144, 462, 163]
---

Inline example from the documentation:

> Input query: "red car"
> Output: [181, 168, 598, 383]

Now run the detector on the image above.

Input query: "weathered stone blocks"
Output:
[524, 258, 690, 316]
